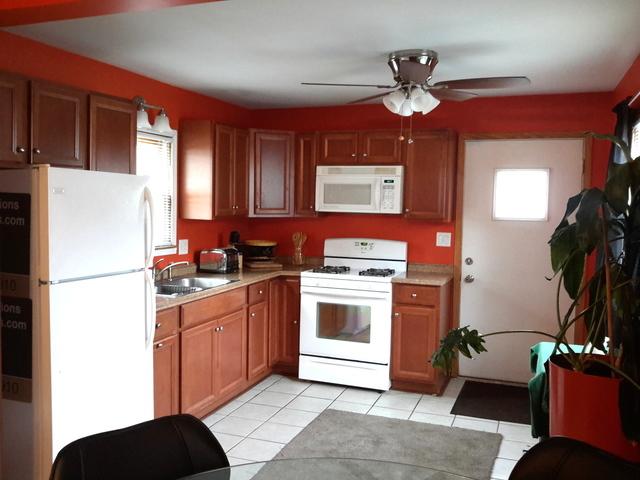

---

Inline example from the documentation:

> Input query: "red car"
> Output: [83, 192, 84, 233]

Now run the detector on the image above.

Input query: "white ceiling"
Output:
[6, 0, 640, 109]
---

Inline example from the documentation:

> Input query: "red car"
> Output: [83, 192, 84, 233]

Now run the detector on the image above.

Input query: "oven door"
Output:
[315, 175, 381, 213]
[300, 286, 391, 364]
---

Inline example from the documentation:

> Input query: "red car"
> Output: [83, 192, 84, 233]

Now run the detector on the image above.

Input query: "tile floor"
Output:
[203, 374, 537, 480]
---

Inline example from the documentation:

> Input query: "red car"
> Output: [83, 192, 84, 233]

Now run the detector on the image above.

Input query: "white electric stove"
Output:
[299, 238, 408, 390]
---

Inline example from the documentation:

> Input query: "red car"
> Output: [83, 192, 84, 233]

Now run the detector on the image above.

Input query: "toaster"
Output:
[197, 247, 239, 273]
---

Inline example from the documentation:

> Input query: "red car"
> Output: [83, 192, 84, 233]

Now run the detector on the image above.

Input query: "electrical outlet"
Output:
[178, 239, 189, 255]
[436, 232, 452, 247]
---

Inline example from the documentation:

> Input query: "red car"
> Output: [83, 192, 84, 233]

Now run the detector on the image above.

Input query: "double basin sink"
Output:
[155, 276, 239, 297]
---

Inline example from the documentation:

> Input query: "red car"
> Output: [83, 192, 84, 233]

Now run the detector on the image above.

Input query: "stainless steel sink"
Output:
[155, 276, 238, 297]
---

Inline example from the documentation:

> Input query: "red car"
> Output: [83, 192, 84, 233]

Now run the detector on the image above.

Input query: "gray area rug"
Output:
[254, 409, 502, 480]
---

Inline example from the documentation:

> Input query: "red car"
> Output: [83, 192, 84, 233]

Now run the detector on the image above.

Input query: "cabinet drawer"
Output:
[181, 287, 247, 329]
[394, 284, 438, 306]
[248, 281, 267, 305]
[155, 307, 179, 341]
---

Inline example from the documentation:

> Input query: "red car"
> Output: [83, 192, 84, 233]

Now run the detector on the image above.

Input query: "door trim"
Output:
[452, 132, 592, 375]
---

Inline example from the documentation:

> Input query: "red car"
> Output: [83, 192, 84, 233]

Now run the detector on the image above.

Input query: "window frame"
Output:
[136, 128, 178, 256]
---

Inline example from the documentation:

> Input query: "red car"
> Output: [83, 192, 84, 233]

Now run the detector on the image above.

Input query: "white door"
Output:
[459, 138, 584, 383]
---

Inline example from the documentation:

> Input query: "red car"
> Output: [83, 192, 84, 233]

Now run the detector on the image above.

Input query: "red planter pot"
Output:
[549, 355, 640, 462]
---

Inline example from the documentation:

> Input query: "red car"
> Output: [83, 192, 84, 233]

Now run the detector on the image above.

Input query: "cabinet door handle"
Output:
[362, 153, 368, 157]
[293, 320, 298, 324]
[411, 293, 417, 298]
[351, 153, 356, 157]
[155, 343, 164, 349]
[33, 148, 41, 155]
[219, 326, 224, 332]
[16, 146, 26, 153]
[214, 327, 219, 332]
[155, 322, 162, 329]
[405, 208, 410, 213]
[258, 290, 263, 294]
[250, 312, 256, 317]
[394, 312, 400, 317]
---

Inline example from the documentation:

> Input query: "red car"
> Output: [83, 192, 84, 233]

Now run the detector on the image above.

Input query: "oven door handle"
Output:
[301, 286, 390, 300]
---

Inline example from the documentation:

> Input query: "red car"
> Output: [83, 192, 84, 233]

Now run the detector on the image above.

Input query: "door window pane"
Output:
[324, 184, 371, 205]
[493, 169, 549, 221]
[316, 303, 371, 343]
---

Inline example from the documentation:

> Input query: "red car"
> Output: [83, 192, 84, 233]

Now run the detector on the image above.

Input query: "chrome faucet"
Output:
[155, 261, 189, 281]
[152, 258, 165, 280]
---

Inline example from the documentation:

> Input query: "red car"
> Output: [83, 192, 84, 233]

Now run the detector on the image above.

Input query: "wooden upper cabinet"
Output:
[31, 80, 87, 168]
[89, 94, 136, 174]
[179, 121, 248, 220]
[0, 72, 29, 168]
[404, 130, 456, 221]
[318, 131, 358, 164]
[233, 128, 250, 216]
[214, 124, 235, 217]
[250, 129, 294, 217]
[359, 130, 402, 164]
[179, 120, 214, 220]
[295, 132, 318, 217]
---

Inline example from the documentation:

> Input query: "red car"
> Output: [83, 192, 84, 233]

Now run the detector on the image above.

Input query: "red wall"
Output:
[0, 31, 251, 263]
[247, 93, 615, 263]
[2, 30, 632, 266]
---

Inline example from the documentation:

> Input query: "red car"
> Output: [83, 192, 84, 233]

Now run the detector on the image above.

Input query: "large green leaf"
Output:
[605, 162, 632, 215]
[551, 191, 584, 237]
[431, 326, 487, 375]
[550, 224, 577, 274]
[562, 250, 586, 300]
[575, 188, 604, 253]
[590, 132, 634, 164]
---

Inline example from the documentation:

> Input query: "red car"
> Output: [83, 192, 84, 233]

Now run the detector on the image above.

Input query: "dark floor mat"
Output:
[451, 380, 531, 424]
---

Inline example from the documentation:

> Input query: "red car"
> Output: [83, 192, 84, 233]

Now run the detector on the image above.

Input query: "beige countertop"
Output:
[156, 263, 453, 311]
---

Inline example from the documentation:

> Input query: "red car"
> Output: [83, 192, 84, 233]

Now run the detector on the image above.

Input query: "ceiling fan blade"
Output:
[429, 89, 478, 102]
[301, 82, 398, 89]
[347, 91, 393, 104]
[433, 76, 531, 90]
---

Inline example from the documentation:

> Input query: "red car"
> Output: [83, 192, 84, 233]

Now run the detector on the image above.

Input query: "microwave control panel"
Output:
[380, 178, 402, 213]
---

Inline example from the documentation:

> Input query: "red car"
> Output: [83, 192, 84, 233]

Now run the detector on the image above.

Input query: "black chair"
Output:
[509, 436, 640, 480]
[49, 414, 230, 480]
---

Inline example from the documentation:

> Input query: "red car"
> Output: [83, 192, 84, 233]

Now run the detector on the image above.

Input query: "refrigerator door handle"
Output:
[144, 269, 156, 349]
[143, 186, 155, 268]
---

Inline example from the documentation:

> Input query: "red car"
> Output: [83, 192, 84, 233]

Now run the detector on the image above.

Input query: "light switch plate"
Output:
[436, 232, 452, 247]
[178, 239, 189, 255]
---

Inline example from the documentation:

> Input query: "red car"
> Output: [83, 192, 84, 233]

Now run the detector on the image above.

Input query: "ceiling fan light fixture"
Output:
[399, 99, 413, 117]
[383, 90, 406, 114]
[413, 90, 440, 115]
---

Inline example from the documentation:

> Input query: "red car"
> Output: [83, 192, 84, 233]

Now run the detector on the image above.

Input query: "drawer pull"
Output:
[394, 312, 399, 317]
[250, 312, 256, 317]
[155, 343, 164, 349]
[155, 322, 162, 329]
[411, 293, 417, 298]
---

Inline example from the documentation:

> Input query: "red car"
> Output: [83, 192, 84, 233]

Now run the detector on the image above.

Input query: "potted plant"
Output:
[432, 133, 640, 461]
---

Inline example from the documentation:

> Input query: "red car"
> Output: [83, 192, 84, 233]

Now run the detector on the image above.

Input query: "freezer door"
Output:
[48, 271, 153, 458]
[46, 168, 150, 281]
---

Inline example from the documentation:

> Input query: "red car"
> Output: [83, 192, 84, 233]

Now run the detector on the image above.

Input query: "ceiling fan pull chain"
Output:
[398, 115, 405, 141]
[408, 112, 414, 144]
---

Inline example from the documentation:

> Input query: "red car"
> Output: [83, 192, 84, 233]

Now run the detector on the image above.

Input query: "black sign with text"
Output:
[1, 296, 32, 402]
[0, 192, 30, 275]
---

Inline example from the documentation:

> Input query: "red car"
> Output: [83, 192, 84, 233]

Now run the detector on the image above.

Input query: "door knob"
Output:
[464, 275, 475, 283]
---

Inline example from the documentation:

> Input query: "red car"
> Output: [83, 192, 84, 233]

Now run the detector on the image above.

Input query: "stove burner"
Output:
[312, 265, 351, 274]
[359, 268, 396, 277]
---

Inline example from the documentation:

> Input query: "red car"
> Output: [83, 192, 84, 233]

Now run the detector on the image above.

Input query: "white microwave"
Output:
[315, 165, 404, 214]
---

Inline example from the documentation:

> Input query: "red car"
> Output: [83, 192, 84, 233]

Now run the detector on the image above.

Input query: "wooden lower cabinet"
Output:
[391, 283, 451, 394]
[248, 301, 269, 381]
[153, 334, 180, 418]
[269, 277, 300, 373]
[181, 319, 218, 416]
[216, 309, 247, 398]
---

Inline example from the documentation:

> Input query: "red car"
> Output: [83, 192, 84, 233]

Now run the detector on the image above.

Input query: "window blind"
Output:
[136, 132, 177, 249]
[631, 118, 640, 161]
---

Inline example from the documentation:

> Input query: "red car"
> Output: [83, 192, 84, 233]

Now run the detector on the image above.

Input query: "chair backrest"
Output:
[509, 436, 640, 480]
[49, 414, 229, 480]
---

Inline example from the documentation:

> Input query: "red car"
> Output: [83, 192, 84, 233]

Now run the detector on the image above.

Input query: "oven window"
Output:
[324, 184, 372, 205]
[316, 303, 371, 343]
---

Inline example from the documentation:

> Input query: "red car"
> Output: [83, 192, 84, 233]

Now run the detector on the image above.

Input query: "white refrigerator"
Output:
[0, 165, 156, 480]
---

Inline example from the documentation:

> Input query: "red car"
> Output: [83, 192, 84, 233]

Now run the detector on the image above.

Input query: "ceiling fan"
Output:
[302, 49, 531, 116]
